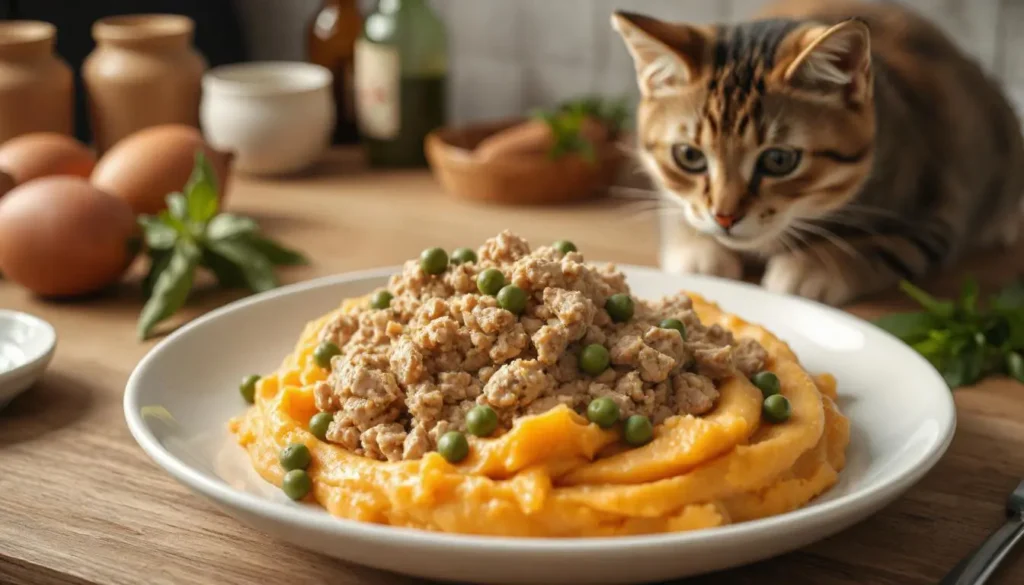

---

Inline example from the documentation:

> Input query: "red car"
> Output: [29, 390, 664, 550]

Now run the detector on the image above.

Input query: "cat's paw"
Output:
[661, 239, 743, 280]
[762, 252, 856, 306]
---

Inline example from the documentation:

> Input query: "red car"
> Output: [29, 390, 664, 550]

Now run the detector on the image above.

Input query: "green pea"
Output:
[1008, 352, 1024, 383]
[239, 374, 260, 404]
[282, 469, 312, 501]
[308, 412, 333, 441]
[466, 405, 498, 437]
[579, 344, 610, 376]
[659, 318, 686, 339]
[623, 415, 654, 446]
[605, 293, 634, 323]
[313, 341, 341, 369]
[553, 240, 577, 254]
[279, 443, 312, 471]
[477, 268, 506, 296]
[437, 431, 469, 463]
[497, 285, 528, 315]
[420, 247, 449, 275]
[587, 397, 619, 428]
[369, 290, 393, 310]
[752, 371, 781, 398]
[762, 394, 791, 424]
[450, 247, 478, 265]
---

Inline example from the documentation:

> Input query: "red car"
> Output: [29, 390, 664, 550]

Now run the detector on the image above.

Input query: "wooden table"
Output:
[2, 150, 1023, 585]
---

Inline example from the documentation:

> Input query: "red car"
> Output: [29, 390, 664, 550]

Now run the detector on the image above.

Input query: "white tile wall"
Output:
[234, 0, 1024, 123]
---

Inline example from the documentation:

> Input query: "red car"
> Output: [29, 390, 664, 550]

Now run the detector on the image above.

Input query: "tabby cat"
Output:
[613, 0, 1024, 305]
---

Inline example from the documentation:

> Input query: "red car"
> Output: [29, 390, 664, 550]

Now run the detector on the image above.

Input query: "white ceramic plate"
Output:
[124, 266, 956, 584]
[0, 309, 56, 410]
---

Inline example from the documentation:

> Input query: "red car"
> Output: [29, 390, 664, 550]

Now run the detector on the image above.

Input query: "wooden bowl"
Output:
[425, 118, 628, 205]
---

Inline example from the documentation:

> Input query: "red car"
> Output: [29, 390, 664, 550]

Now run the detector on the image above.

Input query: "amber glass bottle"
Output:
[308, 0, 362, 144]
[355, 0, 447, 167]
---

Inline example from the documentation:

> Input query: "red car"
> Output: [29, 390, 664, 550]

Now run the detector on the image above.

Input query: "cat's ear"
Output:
[781, 19, 872, 103]
[611, 11, 708, 96]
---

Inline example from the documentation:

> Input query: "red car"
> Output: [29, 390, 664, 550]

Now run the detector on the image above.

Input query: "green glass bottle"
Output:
[355, 0, 447, 167]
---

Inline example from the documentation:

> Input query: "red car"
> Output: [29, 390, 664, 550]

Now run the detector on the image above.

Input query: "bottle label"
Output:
[355, 39, 400, 140]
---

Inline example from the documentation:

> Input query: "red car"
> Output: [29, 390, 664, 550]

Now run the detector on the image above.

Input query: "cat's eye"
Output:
[671, 144, 707, 173]
[757, 148, 802, 177]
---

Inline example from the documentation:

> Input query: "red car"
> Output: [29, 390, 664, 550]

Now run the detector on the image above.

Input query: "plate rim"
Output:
[0, 309, 57, 386]
[124, 265, 957, 552]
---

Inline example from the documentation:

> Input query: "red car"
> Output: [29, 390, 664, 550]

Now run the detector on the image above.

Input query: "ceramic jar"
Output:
[201, 62, 335, 176]
[83, 14, 207, 154]
[0, 21, 73, 143]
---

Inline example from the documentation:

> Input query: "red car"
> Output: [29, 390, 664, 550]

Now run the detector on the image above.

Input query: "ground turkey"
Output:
[312, 231, 769, 461]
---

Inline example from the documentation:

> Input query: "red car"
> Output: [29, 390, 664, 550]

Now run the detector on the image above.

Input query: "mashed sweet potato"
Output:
[230, 234, 849, 537]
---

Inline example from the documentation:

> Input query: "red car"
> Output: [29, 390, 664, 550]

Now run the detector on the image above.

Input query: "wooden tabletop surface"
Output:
[2, 150, 1023, 585]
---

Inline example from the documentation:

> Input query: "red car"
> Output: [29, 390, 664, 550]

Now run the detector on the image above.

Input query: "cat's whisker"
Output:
[791, 220, 862, 261]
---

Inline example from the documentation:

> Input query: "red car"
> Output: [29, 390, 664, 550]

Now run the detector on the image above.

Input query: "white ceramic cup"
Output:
[201, 61, 335, 176]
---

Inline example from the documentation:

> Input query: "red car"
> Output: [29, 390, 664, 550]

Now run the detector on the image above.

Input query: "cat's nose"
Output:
[714, 213, 741, 229]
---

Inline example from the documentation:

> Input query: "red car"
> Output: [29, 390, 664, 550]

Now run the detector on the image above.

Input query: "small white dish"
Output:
[124, 267, 956, 584]
[200, 61, 335, 176]
[0, 309, 56, 409]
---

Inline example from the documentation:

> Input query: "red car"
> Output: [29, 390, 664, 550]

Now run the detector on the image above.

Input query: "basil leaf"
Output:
[207, 239, 278, 293]
[899, 281, 953, 317]
[142, 248, 172, 298]
[184, 152, 219, 224]
[157, 209, 187, 237]
[993, 281, 1024, 310]
[201, 248, 249, 289]
[206, 213, 258, 241]
[137, 241, 200, 339]
[873, 312, 938, 342]
[139, 215, 178, 250]
[166, 192, 188, 221]
[245, 234, 308, 266]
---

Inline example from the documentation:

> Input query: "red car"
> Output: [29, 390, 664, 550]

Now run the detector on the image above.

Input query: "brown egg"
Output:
[0, 133, 97, 184]
[0, 170, 14, 199]
[0, 177, 139, 297]
[91, 124, 233, 216]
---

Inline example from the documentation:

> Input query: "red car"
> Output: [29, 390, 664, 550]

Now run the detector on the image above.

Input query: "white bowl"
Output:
[0, 309, 56, 409]
[124, 266, 955, 584]
[201, 61, 335, 176]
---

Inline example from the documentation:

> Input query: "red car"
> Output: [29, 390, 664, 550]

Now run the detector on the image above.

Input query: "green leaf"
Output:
[245, 234, 308, 266]
[899, 281, 953, 317]
[142, 248, 173, 298]
[993, 281, 1024, 310]
[137, 241, 200, 340]
[166, 192, 188, 221]
[943, 342, 985, 388]
[207, 239, 278, 293]
[184, 151, 219, 223]
[157, 209, 187, 237]
[206, 213, 258, 241]
[201, 248, 249, 289]
[873, 312, 939, 342]
[138, 215, 178, 250]
[959, 276, 979, 314]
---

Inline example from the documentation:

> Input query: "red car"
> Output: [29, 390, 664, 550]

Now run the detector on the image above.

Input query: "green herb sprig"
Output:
[528, 95, 632, 163]
[874, 278, 1024, 388]
[532, 108, 597, 163]
[136, 152, 307, 340]
[555, 95, 631, 138]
